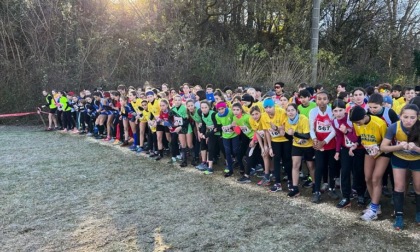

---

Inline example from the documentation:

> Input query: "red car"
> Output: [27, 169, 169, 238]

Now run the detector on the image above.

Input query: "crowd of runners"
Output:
[38, 81, 420, 230]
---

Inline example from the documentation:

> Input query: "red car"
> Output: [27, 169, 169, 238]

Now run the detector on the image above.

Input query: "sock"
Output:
[370, 203, 379, 213]
[133, 133, 139, 146]
[182, 148, 188, 162]
[393, 191, 404, 216]
[189, 148, 195, 158]
[264, 173, 270, 180]
[416, 193, 420, 213]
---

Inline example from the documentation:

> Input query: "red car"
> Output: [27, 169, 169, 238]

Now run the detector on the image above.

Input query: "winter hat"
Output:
[263, 98, 275, 108]
[383, 96, 393, 106]
[215, 102, 227, 110]
[242, 94, 254, 103]
[349, 105, 366, 122]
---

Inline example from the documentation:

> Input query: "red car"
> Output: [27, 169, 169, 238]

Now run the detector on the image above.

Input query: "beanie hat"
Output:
[215, 102, 227, 110]
[349, 105, 366, 122]
[383, 96, 393, 105]
[242, 94, 254, 103]
[263, 98, 275, 108]
[146, 91, 154, 97]
[67, 91, 75, 96]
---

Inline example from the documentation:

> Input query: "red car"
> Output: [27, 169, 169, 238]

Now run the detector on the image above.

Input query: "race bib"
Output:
[257, 130, 265, 138]
[269, 129, 280, 137]
[222, 125, 233, 133]
[148, 120, 156, 127]
[344, 136, 354, 148]
[296, 139, 307, 145]
[240, 126, 251, 134]
[206, 125, 214, 132]
[174, 116, 183, 125]
[365, 144, 379, 156]
[316, 120, 332, 133]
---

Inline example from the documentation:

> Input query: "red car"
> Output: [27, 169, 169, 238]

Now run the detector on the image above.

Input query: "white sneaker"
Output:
[360, 209, 378, 221]
[363, 204, 382, 215]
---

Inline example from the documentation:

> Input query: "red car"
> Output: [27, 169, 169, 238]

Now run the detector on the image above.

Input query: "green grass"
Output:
[0, 126, 419, 251]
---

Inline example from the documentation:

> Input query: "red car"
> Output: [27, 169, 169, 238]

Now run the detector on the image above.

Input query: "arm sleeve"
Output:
[324, 127, 336, 144]
[309, 108, 317, 139]
[384, 123, 397, 140]
[293, 132, 310, 139]
[389, 109, 399, 123]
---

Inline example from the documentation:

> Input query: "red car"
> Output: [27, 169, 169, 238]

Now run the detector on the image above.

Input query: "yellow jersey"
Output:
[260, 106, 287, 142]
[353, 115, 387, 157]
[284, 115, 312, 148]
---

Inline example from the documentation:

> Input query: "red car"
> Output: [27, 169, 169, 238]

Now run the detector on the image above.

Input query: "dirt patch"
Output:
[0, 126, 419, 251]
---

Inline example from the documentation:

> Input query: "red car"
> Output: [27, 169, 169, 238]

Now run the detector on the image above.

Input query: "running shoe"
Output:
[136, 147, 144, 153]
[257, 177, 271, 186]
[224, 168, 230, 173]
[224, 171, 233, 177]
[180, 161, 188, 167]
[336, 198, 351, 208]
[302, 179, 313, 188]
[103, 137, 111, 141]
[256, 171, 266, 178]
[167, 157, 177, 164]
[312, 192, 321, 204]
[86, 133, 93, 137]
[237, 176, 251, 183]
[149, 152, 158, 158]
[287, 188, 300, 198]
[270, 183, 282, 192]
[255, 164, 263, 172]
[203, 168, 214, 175]
[363, 204, 382, 215]
[393, 216, 404, 230]
[129, 145, 137, 151]
[113, 140, 122, 145]
[176, 155, 182, 161]
[328, 189, 339, 200]
[249, 168, 257, 176]
[360, 209, 378, 221]
[320, 183, 329, 193]
[154, 155, 162, 161]
[195, 163, 208, 171]
[45, 128, 53, 131]
[121, 141, 129, 147]
[109, 138, 115, 143]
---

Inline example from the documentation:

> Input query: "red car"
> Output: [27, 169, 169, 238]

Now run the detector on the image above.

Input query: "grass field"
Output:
[0, 126, 419, 251]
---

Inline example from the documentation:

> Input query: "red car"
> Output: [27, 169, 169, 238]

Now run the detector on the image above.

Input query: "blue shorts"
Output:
[391, 155, 420, 171]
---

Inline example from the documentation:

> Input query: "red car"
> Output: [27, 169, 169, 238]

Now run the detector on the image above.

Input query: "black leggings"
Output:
[314, 149, 337, 192]
[62, 111, 72, 130]
[245, 145, 262, 176]
[272, 141, 292, 184]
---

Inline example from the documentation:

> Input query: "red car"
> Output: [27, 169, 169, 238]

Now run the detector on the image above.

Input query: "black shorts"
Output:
[49, 108, 57, 114]
[156, 125, 170, 132]
[291, 146, 315, 161]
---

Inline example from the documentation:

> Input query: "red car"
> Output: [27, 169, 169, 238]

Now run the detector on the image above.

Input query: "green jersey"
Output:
[233, 113, 254, 139]
[216, 108, 237, 139]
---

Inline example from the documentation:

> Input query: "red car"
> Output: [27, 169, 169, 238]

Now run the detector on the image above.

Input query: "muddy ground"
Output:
[0, 126, 419, 251]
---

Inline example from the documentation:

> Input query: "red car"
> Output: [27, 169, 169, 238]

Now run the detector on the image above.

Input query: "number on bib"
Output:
[174, 116, 183, 125]
[344, 136, 354, 148]
[316, 121, 331, 133]
[269, 129, 280, 137]
[222, 126, 233, 133]
[365, 144, 379, 156]
[240, 126, 251, 134]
